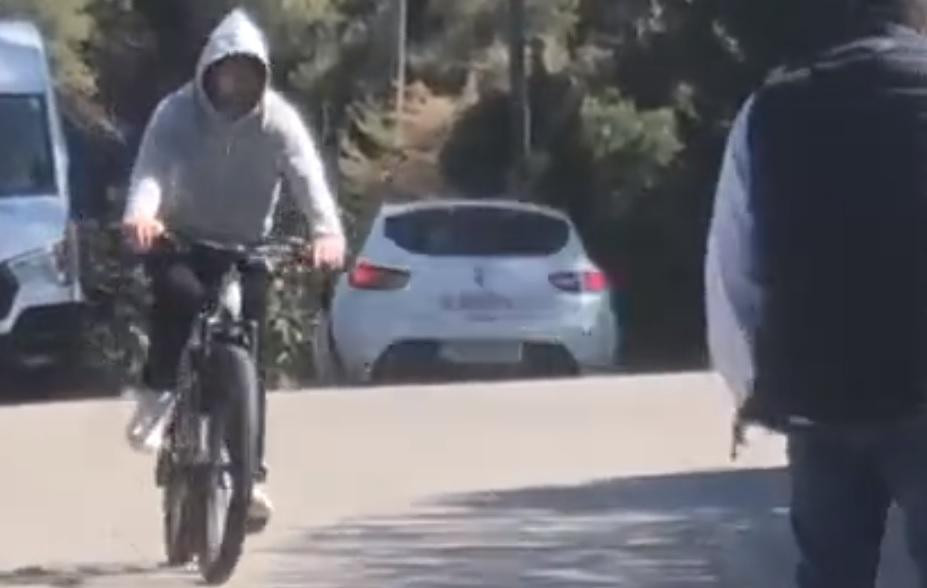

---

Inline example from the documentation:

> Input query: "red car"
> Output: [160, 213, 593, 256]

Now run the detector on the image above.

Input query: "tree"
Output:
[508, 0, 530, 192]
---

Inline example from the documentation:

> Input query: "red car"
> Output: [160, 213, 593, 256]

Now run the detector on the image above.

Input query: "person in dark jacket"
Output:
[706, 1, 927, 585]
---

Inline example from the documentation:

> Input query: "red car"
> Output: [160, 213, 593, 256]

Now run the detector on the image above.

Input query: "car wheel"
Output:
[524, 344, 579, 379]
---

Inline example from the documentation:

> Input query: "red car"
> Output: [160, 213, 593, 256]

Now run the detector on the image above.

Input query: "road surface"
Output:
[0, 373, 915, 586]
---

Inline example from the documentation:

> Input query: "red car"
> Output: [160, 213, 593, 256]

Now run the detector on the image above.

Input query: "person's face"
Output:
[205, 55, 266, 119]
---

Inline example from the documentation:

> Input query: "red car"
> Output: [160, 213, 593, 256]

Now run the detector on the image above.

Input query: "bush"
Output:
[78, 221, 150, 384]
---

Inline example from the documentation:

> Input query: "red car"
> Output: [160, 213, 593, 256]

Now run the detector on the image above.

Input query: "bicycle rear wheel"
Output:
[196, 343, 259, 585]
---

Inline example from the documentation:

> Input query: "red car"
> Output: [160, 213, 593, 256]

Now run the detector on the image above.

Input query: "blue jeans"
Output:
[789, 415, 927, 587]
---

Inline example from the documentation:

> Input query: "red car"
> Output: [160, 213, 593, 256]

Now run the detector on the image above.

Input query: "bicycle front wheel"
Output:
[196, 343, 259, 585]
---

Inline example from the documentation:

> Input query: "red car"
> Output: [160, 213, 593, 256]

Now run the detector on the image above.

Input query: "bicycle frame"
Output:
[157, 239, 293, 478]
[151, 234, 321, 581]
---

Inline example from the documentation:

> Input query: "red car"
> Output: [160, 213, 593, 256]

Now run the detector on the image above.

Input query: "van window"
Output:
[384, 206, 570, 257]
[0, 95, 56, 197]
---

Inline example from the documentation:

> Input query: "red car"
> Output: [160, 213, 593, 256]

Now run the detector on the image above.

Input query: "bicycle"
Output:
[150, 233, 309, 585]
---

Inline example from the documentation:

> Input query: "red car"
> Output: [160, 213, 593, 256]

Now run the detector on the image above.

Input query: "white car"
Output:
[329, 199, 621, 383]
[0, 21, 83, 360]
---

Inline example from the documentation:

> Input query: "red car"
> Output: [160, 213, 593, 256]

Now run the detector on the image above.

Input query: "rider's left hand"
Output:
[309, 233, 346, 270]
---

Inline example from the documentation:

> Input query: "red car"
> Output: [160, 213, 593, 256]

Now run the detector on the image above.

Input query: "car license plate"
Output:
[440, 292, 514, 312]
[440, 341, 524, 365]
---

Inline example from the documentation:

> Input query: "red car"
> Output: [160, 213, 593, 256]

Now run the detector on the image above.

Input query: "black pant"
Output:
[145, 245, 271, 476]
[789, 415, 927, 588]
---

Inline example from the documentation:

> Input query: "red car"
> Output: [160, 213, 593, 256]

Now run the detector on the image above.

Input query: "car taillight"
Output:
[349, 260, 410, 291]
[583, 270, 609, 292]
[550, 270, 609, 293]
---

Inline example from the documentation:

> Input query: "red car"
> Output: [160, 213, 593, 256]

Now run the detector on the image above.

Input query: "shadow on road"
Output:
[0, 563, 169, 587]
[269, 467, 914, 588]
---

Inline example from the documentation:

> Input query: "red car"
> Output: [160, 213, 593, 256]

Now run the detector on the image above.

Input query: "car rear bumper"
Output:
[333, 306, 620, 383]
[370, 340, 584, 381]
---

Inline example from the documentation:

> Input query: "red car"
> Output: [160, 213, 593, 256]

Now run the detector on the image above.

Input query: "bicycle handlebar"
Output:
[119, 226, 340, 311]
[159, 231, 312, 263]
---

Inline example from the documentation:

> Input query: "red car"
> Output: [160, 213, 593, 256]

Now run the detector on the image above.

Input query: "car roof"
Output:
[379, 198, 571, 222]
[0, 21, 49, 94]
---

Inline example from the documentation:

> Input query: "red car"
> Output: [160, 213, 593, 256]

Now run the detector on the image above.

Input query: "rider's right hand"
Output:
[122, 216, 166, 253]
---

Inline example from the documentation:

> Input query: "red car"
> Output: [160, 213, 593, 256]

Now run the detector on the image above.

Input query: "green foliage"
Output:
[415, 0, 578, 76]
[239, 0, 349, 87]
[338, 97, 398, 222]
[78, 222, 150, 382]
[424, 0, 579, 44]
[525, 0, 579, 42]
[264, 264, 329, 388]
[582, 88, 683, 212]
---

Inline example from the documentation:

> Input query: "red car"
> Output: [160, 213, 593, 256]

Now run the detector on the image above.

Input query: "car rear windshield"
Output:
[0, 95, 56, 197]
[384, 206, 570, 257]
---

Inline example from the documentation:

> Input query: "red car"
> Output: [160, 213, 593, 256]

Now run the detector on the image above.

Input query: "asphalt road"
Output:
[0, 373, 916, 587]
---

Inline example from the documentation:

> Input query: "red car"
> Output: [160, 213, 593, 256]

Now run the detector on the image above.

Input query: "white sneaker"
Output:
[246, 484, 273, 534]
[126, 389, 176, 454]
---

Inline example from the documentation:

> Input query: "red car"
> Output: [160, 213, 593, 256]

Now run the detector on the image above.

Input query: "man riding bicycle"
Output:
[121, 9, 346, 532]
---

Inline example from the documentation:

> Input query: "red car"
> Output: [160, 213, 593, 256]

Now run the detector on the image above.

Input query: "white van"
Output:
[0, 21, 83, 357]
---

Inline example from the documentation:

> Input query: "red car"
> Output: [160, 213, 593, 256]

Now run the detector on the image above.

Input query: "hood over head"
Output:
[195, 8, 271, 119]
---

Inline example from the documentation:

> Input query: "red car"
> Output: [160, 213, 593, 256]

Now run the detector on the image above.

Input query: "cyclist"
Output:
[121, 8, 346, 532]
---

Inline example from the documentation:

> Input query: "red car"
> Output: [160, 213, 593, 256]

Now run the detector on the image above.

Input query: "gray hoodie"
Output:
[123, 9, 343, 243]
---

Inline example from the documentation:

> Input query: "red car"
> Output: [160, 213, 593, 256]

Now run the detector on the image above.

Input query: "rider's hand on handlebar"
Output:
[122, 216, 165, 253]
[310, 233, 346, 270]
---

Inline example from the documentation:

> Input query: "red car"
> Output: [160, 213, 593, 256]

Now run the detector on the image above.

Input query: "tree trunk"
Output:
[395, 0, 408, 147]
[508, 0, 530, 195]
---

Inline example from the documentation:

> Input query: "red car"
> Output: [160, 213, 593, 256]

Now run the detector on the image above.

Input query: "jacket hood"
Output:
[195, 9, 270, 119]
